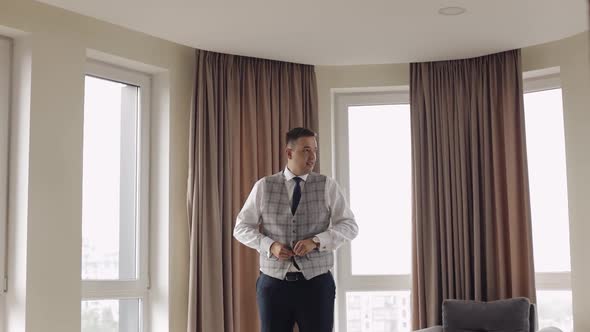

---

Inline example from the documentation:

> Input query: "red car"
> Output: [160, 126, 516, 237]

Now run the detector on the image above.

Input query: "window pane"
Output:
[524, 89, 571, 273]
[348, 105, 411, 275]
[537, 290, 573, 332]
[82, 76, 139, 280]
[346, 291, 411, 332]
[81, 299, 141, 332]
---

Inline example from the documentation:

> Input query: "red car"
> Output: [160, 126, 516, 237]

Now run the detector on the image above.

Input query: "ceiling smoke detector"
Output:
[438, 6, 467, 16]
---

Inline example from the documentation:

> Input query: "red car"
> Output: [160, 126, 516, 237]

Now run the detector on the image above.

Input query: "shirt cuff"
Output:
[314, 232, 330, 252]
[260, 236, 275, 258]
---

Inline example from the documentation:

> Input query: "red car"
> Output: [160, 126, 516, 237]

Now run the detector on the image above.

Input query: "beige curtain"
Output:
[187, 50, 319, 332]
[410, 49, 536, 329]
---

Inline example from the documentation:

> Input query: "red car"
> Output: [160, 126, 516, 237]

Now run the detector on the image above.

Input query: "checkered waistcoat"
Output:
[259, 171, 333, 280]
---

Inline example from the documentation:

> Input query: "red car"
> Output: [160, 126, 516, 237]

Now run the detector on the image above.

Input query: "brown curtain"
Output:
[410, 49, 536, 329]
[187, 49, 319, 332]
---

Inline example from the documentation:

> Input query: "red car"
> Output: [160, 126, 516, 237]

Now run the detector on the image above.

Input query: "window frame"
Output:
[332, 88, 411, 332]
[523, 69, 572, 292]
[81, 61, 151, 331]
[0, 36, 12, 294]
[523, 70, 573, 331]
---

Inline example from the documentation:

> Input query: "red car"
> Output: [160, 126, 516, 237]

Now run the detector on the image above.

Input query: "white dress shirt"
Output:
[234, 166, 358, 272]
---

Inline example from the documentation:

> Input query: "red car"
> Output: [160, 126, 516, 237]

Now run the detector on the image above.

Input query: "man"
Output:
[233, 127, 358, 332]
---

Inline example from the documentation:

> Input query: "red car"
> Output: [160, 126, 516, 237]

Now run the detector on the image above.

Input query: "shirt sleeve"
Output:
[233, 179, 275, 258]
[314, 177, 359, 251]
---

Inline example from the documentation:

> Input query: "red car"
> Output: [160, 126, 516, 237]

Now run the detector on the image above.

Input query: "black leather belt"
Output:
[284, 272, 306, 281]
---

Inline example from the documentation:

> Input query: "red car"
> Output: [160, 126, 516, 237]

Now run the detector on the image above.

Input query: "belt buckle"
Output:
[285, 272, 303, 282]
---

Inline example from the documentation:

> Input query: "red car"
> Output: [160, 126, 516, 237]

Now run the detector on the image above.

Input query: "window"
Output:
[0, 36, 11, 295]
[334, 90, 412, 332]
[82, 61, 151, 332]
[523, 71, 573, 332]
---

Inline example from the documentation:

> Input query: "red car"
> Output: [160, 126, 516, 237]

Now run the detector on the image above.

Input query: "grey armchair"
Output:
[415, 297, 562, 332]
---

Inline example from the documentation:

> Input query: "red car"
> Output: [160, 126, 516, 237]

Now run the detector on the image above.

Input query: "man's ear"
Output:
[285, 146, 292, 160]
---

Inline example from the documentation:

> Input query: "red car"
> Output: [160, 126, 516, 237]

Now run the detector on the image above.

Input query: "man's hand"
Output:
[270, 242, 295, 260]
[293, 238, 318, 257]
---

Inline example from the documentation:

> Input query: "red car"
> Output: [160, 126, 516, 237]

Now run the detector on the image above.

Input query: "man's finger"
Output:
[297, 244, 306, 254]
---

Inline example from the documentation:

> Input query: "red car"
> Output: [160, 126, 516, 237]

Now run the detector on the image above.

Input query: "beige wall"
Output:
[0, 1, 194, 331]
[316, 31, 590, 331]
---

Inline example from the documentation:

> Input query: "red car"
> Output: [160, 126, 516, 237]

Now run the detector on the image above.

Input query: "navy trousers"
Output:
[256, 271, 336, 332]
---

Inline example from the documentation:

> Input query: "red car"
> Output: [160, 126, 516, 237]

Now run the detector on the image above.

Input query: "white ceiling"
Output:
[36, 0, 588, 65]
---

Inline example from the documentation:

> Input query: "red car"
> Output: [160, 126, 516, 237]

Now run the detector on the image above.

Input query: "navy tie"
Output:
[291, 177, 303, 215]
[291, 176, 303, 270]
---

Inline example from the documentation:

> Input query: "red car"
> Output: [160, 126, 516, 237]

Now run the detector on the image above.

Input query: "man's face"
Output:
[286, 136, 318, 175]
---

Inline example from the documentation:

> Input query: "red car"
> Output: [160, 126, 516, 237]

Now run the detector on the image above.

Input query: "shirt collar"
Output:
[283, 166, 309, 182]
